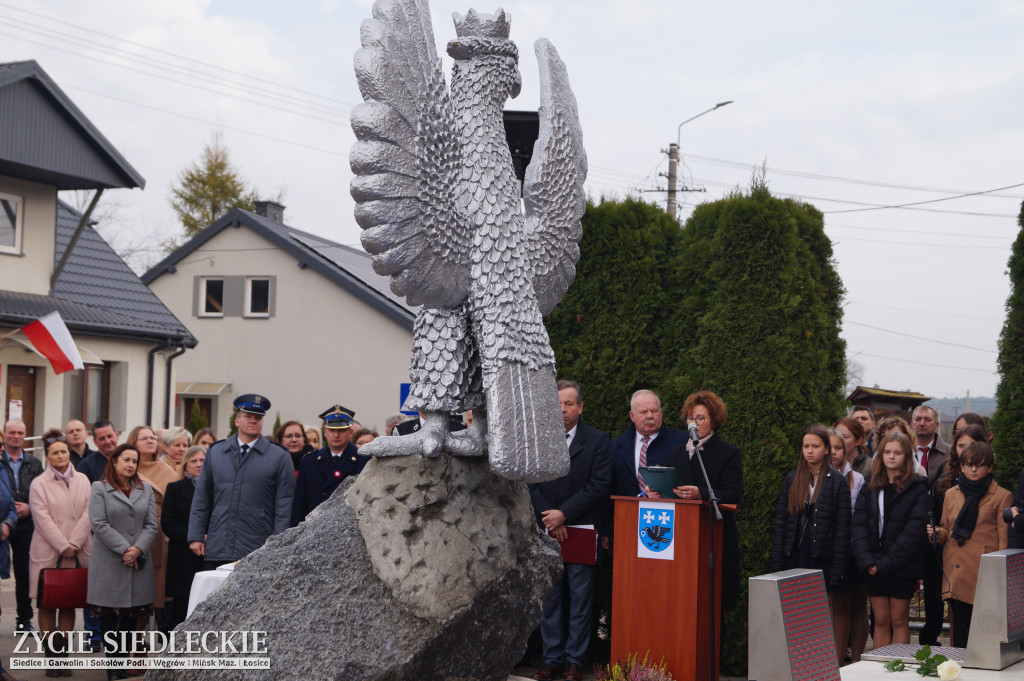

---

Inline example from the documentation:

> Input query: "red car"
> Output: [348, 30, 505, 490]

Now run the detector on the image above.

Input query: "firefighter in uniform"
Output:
[290, 405, 368, 526]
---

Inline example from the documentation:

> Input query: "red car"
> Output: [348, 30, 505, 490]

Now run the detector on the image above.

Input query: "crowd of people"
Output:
[1, 392, 1023, 681]
[770, 405, 1024, 665]
[0, 394, 397, 680]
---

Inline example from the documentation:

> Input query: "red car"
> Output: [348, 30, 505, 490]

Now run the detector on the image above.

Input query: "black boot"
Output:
[53, 632, 72, 677]
[44, 633, 60, 678]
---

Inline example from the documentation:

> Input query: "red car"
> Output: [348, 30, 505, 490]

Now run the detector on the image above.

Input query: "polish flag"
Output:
[20, 312, 84, 374]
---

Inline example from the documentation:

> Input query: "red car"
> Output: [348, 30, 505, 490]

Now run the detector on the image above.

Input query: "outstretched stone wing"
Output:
[523, 39, 588, 316]
[351, 0, 471, 309]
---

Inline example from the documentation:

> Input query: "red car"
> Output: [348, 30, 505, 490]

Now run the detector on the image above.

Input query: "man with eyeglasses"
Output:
[188, 393, 295, 569]
[610, 390, 687, 497]
[913, 404, 950, 648]
[0, 419, 43, 634]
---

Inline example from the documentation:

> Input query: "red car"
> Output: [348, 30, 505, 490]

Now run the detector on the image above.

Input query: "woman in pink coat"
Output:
[29, 429, 92, 671]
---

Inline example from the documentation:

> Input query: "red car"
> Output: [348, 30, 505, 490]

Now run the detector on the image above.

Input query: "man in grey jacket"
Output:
[187, 394, 295, 569]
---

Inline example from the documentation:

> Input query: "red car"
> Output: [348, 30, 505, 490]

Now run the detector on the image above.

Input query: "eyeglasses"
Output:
[686, 415, 709, 424]
[43, 435, 67, 445]
[962, 462, 990, 470]
[282, 433, 304, 439]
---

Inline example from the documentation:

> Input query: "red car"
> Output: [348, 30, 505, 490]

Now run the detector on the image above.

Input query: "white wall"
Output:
[148, 225, 414, 437]
[0, 175, 57, 296]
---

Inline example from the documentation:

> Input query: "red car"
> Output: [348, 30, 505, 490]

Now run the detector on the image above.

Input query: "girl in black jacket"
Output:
[771, 424, 852, 643]
[852, 430, 929, 648]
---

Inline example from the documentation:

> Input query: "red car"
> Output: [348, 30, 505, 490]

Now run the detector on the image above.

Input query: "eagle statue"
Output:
[350, 0, 587, 482]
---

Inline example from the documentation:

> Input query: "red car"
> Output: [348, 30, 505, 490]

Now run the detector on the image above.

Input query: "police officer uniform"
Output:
[290, 405, 368, 526]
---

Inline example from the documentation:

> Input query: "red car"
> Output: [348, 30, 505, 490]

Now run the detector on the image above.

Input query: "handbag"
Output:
[38, 556, 88, 609]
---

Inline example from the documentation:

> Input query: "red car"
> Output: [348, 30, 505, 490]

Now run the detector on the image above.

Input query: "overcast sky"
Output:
[3, 0, 1022, 401]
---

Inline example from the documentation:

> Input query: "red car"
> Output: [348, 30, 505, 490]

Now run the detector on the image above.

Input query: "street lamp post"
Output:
[666, 100, 733, 219]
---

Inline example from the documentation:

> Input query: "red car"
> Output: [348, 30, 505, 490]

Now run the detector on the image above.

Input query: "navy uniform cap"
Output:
[234, 393, 271, 416]
[319, 405, 355, 429]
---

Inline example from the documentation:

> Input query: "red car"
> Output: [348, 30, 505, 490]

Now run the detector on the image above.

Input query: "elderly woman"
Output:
[161, 445, 206, 632]
[29, 429, 93, 676]
[275, 420, 314, 472]
[159, 427, 192, 471]
[88, 444, 157, 681]
[127, 426, 178, 631]
[304, 426, 321, 451]
[664, 390, 742, 610]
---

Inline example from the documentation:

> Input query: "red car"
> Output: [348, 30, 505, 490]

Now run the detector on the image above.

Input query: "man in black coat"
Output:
[528, 380, 612, 681]
[291, 405, 369, 526]
[0, 419, 43, 634]
[610, 390, 687, 497]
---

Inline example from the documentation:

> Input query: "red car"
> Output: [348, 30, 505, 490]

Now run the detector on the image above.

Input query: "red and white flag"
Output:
[20, 312, 84, 374]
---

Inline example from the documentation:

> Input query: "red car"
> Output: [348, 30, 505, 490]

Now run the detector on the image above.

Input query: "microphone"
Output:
[688, 422, 701, 446]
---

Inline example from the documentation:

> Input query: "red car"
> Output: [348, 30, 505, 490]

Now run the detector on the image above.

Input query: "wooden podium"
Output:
[610, 496, 733, 681]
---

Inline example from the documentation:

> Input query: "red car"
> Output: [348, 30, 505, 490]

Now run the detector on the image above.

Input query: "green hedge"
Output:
[990, 200, 1024, 493]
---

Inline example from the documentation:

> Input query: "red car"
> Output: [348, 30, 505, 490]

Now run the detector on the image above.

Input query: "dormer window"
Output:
[0, 192, 23, 255]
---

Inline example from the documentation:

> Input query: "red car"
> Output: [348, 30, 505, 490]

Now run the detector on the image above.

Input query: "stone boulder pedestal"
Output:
[148, 454, 562, 680]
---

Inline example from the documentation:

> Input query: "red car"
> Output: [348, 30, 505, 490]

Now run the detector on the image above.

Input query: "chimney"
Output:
[254, 200, 285, 223]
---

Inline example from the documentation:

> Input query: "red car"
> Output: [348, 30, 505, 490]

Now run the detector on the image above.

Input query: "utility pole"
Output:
[666, 143, 679, 218]
[663, 100, 733, 220]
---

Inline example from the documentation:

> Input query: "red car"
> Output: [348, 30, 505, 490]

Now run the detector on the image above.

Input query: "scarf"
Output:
[185, 470, 198, 487]
[685, 431, 715, 458]
[951, 473, 993, 546]
[51, 466, 73, 488]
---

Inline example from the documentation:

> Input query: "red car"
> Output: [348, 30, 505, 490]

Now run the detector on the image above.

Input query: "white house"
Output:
[143, 202, 417, 436]
[0, 61, 196, 437]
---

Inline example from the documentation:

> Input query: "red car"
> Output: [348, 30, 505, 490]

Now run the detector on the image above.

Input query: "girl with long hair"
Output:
[771, 425, 851, 655]
[852, 431, 929, 647]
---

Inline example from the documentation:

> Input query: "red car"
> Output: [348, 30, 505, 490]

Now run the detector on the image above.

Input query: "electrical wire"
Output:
[845, 321, 997, 353]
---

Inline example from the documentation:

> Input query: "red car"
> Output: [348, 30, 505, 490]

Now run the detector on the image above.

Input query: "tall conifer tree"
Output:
[989, 200, 1024, 490]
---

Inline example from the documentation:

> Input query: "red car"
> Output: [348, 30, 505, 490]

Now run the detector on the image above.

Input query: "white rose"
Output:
[937, 660, 961, 681]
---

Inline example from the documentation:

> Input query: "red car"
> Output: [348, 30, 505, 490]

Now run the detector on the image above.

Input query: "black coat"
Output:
[771, 467, 851, 582]
[666, 433, 742, 604]
[528, 422, 612, 531]
[610, 424, 688, 497]
[851, 475, 929, 578]
[161, 478, 205, 600]
[291, 444, 369, 526]
[1010, 467, 1024, 550]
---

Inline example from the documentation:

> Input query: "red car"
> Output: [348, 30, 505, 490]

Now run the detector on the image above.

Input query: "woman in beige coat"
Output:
[29, 429, 92, 675]
[927, 441, 1012, 647]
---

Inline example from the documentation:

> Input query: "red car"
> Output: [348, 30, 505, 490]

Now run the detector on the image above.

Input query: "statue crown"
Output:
[452, 8, 510, 39]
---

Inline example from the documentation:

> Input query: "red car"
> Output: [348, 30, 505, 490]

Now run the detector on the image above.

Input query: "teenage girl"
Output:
[833, 417, 871, 662]
[771, 424, 851, 652]
[827, 428, 864, 663]
[927, 441, 1012, 647]
[851, 431, 929, 647]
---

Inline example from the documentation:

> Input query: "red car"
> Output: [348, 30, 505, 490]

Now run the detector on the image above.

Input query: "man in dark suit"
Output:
[291, 405, 369, 526]
[610, 389, 687, 497]
[528, 380, 612, 681]
[0, 419, 43, 634]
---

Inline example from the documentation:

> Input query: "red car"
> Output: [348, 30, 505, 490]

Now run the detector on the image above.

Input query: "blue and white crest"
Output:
[639, 506, 674, 552]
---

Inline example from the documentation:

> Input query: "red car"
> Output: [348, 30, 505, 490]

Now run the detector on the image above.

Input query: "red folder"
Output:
[549, 526, 598, 565]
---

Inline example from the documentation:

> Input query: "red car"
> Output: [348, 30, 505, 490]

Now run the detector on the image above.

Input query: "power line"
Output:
[845, 320, 997, 353]
[846, 300, 1001, 323]
[685, 153, 1024, 200]
[856, 352, 995, 374]
[823, 182, 1024, 214]
[0, 2, 357, 107]
[0, 30, 351, 126]
[830, 236, 1010, 251]
[827, 223, 1011, 240]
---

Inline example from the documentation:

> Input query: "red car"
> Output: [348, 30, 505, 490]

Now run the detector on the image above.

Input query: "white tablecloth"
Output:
[186, 564, 234, 617]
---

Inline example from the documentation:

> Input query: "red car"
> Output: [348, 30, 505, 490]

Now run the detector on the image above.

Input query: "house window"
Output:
[199, 278, 224, 317]
[0, 192, 23, 255]
[245, 277, 271, 318]
[68, 364, 110, 428]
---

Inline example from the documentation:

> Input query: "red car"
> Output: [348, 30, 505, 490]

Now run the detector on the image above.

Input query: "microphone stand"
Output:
[690, 437, 721, 681]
